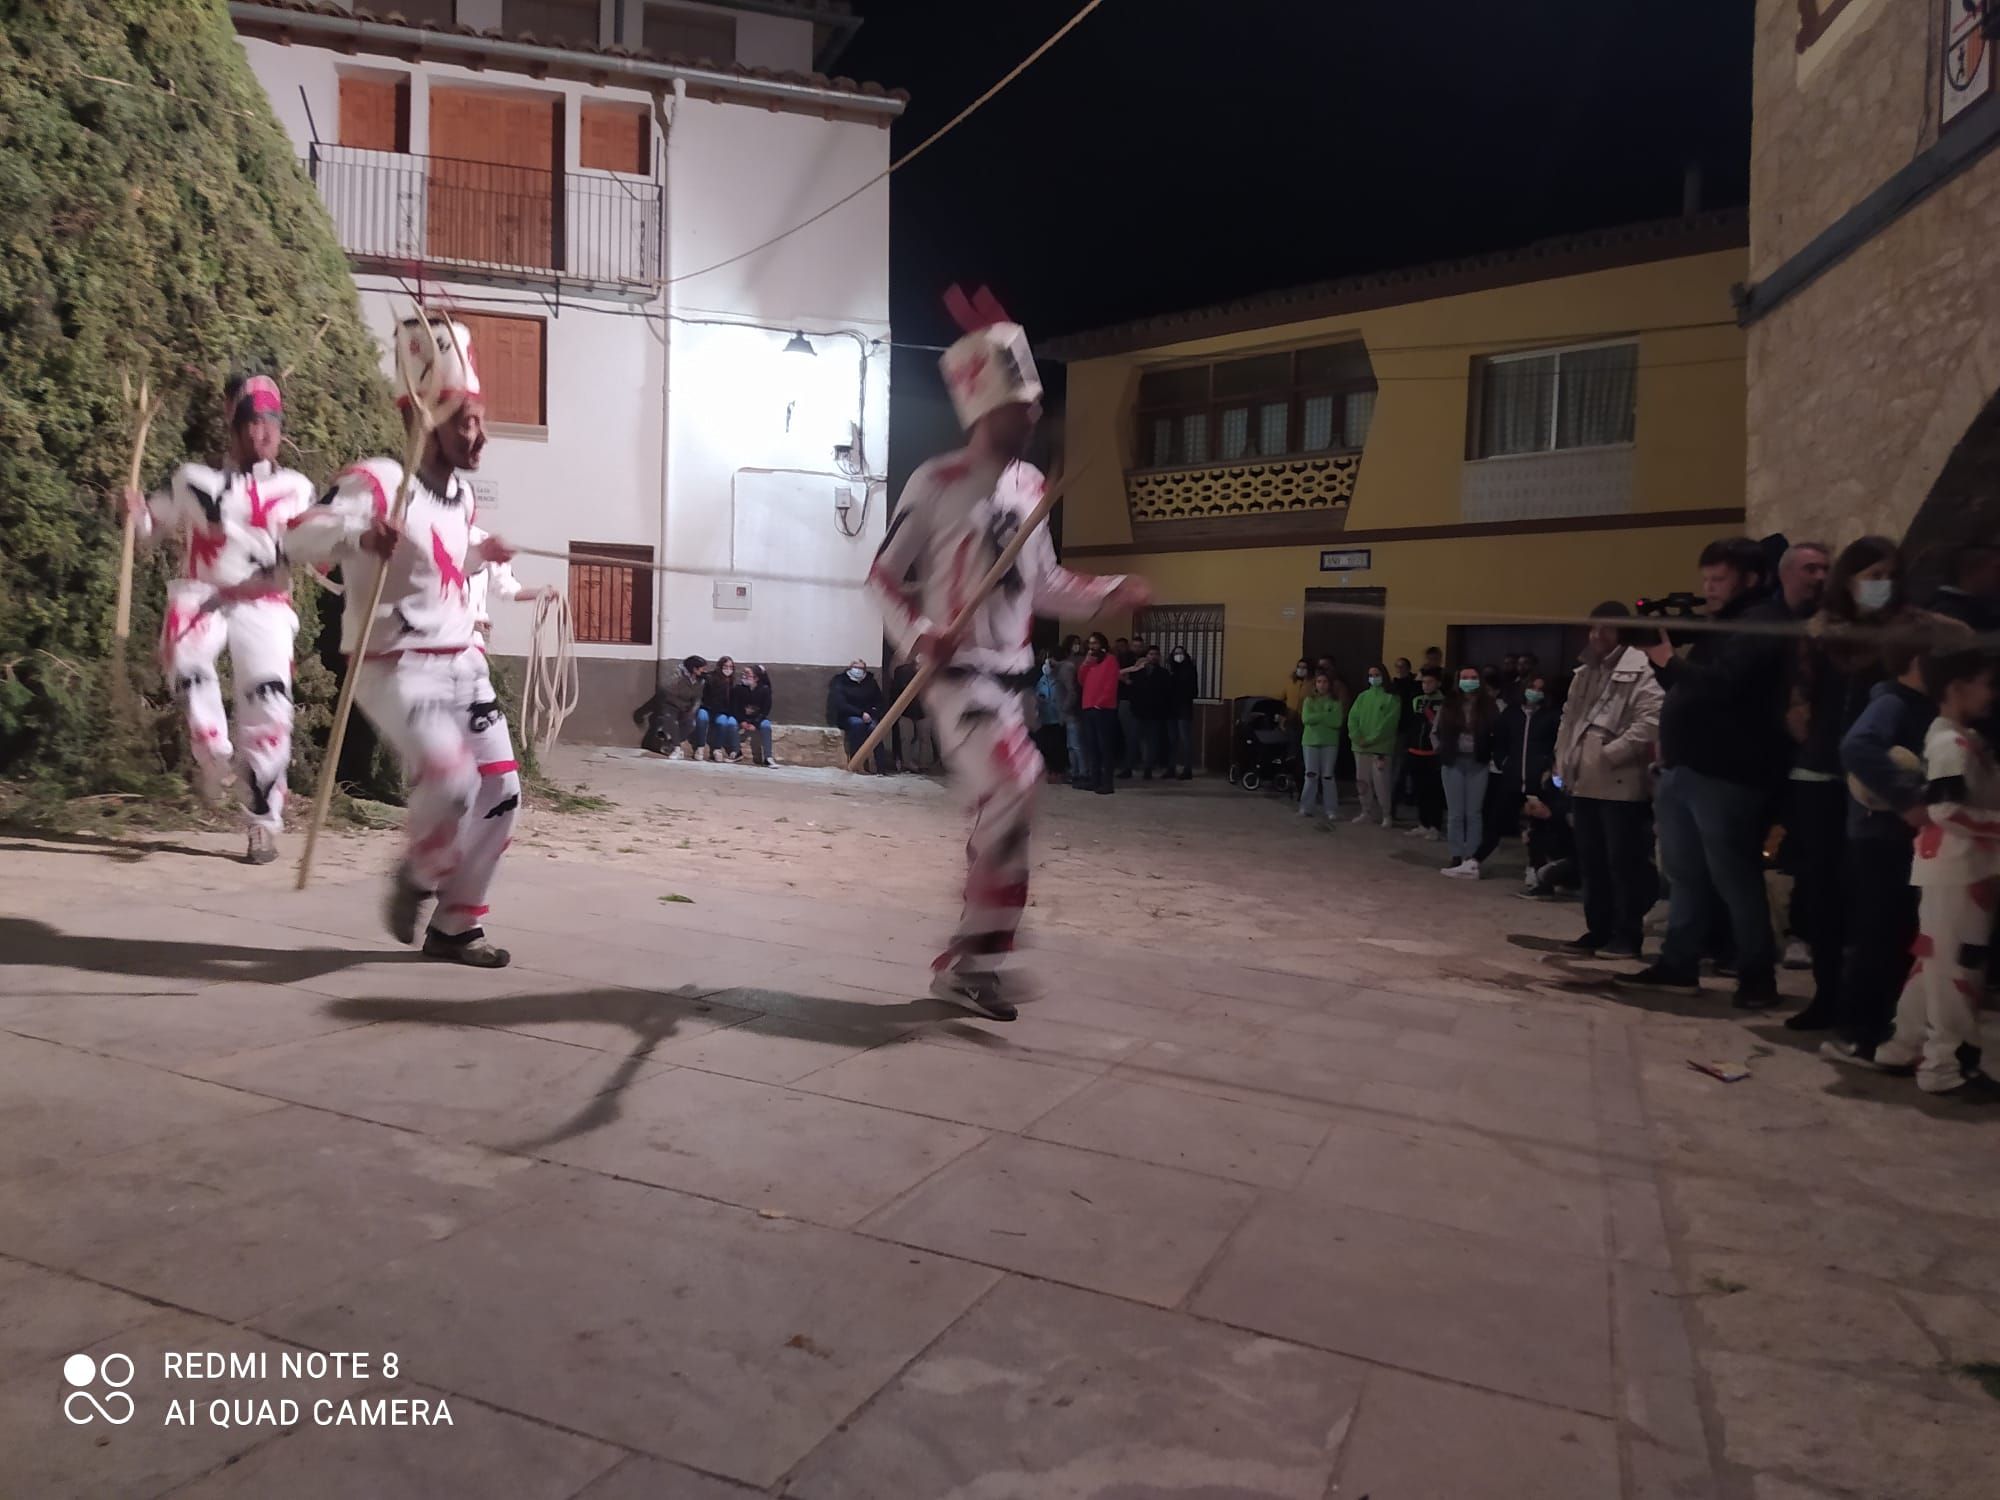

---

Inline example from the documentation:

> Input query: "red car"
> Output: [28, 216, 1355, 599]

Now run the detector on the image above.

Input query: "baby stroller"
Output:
[1229, 696, 1294, 795]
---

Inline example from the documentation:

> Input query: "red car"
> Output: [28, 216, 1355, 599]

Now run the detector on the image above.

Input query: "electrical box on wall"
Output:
[713, 580, 752, 611]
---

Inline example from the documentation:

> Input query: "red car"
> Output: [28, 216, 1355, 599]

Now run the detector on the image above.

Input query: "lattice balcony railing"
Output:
[1125, 453, 1362, 523]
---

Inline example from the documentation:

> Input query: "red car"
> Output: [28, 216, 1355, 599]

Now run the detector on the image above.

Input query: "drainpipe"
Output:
[652, 77, 686, 680]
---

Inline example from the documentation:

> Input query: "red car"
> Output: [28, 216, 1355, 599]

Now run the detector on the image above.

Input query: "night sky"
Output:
[840, 0, 1755, 349]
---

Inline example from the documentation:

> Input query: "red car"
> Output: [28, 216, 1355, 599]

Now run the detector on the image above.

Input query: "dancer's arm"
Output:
[284, 462, 400, 566]
[867, 476, 937, 658]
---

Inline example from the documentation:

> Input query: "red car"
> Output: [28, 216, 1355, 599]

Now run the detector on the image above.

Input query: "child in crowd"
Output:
[1298, 669, 1346, 824]
[1404, 666, 1447, 841]
[1860, 651, 2000, 1100]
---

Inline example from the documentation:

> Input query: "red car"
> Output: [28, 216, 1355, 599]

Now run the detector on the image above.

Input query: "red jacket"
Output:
[1079, 654, 1122, 711]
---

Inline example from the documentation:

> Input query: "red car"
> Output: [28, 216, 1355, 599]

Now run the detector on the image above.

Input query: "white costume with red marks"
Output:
[869, 448, 1123, 973]
[288, 461, 519, 937]
[137, 459, 315, 833]
[1877, 718, 2000, 1091]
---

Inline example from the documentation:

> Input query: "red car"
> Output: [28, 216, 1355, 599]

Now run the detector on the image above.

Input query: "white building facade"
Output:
[231, 0, 900, 738]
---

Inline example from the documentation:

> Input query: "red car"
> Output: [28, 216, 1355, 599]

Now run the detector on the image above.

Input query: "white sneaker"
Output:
[1404, 825, 1430, 838]
[1380, 818, 1395, 830]
[666, 746, 688, 762]
[1442, 859, 1481, 880]
[1425, 829, 1443, 842]
[1782, 939, 1811, 971]
[928, 968, 1018, 1022]
[1350, 812, 1371, 825]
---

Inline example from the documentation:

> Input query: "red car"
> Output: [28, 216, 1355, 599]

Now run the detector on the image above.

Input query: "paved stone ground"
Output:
[2, 750, 1996, 1498]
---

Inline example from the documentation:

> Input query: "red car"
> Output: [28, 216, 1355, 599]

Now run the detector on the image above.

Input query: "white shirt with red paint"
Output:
[286, 458, 495, 656]
[138, 461, 316, 594]
[1912, 716, 2000, 886]
[868, 453, 1121, 675]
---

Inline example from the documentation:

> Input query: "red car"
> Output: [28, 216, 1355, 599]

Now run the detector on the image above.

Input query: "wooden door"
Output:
[427, 87, 558, 269]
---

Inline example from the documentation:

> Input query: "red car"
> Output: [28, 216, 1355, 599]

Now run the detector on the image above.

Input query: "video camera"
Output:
[1635, 591, 1704, 648]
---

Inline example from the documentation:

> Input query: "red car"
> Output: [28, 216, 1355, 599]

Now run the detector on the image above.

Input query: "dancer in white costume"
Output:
[868, 297, 1148, 1020]
[125, 373, 315, 864]
[288, 318, 522, 966]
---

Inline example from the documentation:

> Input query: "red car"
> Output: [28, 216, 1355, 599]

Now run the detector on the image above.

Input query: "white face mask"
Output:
[1852, 577, 1893, 613]
[847, 667, 865, 681]
[1295, 667, 1308, 679]
[1367, 675, 1383, 687]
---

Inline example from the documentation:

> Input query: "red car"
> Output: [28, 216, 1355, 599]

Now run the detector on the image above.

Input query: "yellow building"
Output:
[1048, 215, 1750, 705]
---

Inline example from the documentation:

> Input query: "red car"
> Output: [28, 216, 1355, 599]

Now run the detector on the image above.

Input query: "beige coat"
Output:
[1556, 644, 1664, 802]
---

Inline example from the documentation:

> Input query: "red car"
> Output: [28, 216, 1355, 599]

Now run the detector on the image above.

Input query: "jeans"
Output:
[1572, 797, 1657, 948]
[743, 716, 773, 763]
[1065, 715, 1090, 781]
[1656, 766, 1777, 983]
[695, 708, 739, 755]
[842, 715, 891, 773]
[1083, 708, 1120, 791]
[1299, 742, 1339, 817]
[1410, 755, 1444, 830]
[1441, 761, 1489, 859]
[1784, 778, 1848, 1009]
[1837, 834, 1918, 1048]
[1172, 715, 1196, 775]
[1355, 752, 1392, 822]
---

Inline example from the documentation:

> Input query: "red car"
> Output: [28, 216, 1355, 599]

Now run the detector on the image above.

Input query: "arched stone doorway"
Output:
[1905, 381, 2000, 600]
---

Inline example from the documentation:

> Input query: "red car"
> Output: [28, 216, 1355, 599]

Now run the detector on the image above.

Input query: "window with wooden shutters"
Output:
[580, 101, 650, 175]
[644, 3, 737, 63]
[455, 312, 546, 428]
[338, 73, 409, 152]
[1134, 342, 1376, 469]
[569, 542, 654, 646]
[426, 86, 559, 270]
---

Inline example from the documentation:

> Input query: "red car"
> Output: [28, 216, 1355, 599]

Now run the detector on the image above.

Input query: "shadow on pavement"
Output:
[324, 985, 965, 1152]
[0, 827, 246, 864]
[1, 916, 409, 987]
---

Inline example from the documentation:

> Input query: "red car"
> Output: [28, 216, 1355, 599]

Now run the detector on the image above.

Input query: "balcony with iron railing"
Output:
[307, 144, 664, 299]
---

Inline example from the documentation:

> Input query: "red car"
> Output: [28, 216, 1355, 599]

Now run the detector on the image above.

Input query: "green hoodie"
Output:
[1300, 692, 1346, 748]
[1347, 684, 1402, 755]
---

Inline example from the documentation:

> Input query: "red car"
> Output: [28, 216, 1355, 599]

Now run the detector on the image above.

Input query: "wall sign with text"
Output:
[1319, 548, 1372, 573]
[1942, 0, 1994, 128]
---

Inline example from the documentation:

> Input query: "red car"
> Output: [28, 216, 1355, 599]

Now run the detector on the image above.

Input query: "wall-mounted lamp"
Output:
[783, 331, 816, 356]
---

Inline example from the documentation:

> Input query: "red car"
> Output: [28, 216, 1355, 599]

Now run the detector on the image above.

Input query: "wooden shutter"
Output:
[579, 101, 649, 175]
[338, 74, 407, 152]
[427, 86, 558, 269]
[568, 542, 653, 645]
[455, 312, 545, 427]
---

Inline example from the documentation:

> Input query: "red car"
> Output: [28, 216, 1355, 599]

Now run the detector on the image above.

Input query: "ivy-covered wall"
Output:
[0, 0, 399, 794]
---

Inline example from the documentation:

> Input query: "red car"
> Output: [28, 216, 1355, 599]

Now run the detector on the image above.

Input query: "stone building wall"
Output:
[1745, 0, 2000, 546]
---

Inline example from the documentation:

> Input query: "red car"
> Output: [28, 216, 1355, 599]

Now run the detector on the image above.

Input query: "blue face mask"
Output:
[1524, 688, 1545, 705]
[1458, 680, 1481, 695]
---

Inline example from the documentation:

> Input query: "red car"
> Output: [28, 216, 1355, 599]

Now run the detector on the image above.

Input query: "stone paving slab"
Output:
[785, 1275, 1363, 1500]
[11, 753, 1986, 1498]
[255, 1174, 1000, 1488]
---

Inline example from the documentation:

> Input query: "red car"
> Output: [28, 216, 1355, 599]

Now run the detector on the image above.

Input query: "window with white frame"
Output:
[1472, 341, 1637, 459]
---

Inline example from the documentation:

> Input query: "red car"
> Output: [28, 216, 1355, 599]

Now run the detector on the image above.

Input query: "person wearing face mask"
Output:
[829, 658, 891, 774]
[697, 654, 742, 762]
[1434, 668, 1500, 878]
[1476, 673, 1563, 871]
[1347, 664, 1401, 827]
[1554, 603, 1664, 959]
[1780, 537, 1952, 1029]
[1166, 644, 1200, 779]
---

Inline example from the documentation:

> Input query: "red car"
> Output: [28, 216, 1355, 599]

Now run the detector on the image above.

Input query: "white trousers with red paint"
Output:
[161, 592, 297, 836]
[929, 669, 1042, 974]
[1878, 881, 1995, 1091]
[354, 648, 520, 938]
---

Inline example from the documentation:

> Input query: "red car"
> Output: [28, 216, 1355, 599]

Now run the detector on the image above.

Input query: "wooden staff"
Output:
[845, 463, 1085, 774]
[113, 372, 163, 641]
[294, 333, 441, 891]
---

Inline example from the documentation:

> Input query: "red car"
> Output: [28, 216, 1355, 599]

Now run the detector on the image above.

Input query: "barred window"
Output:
[1137, 603, 1225, 700]
[569, 541, 653, 645]
[1473, 342, 1636, 459]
